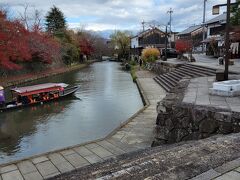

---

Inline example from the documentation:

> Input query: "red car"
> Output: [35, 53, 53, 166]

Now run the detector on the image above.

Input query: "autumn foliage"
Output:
[141, 48, 160, 62]
[0, 10, 60, 70]
[78, 37, 94, 57]
[175, 39, 192, 54]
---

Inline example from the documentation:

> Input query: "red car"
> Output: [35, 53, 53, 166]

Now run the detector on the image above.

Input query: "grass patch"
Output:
[130, 65, 137, 82]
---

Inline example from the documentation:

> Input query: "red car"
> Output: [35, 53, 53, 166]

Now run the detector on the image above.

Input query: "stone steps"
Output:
[161, 74, 177, 86]
[154, 63, 218, 92]
[184, 64, 217, 74]
[180, 65, 216, 76]
[153, 77, 171, 92]
[177, 66, 210, 77]
[175, 68, 198, 77]
[162, 74, 178, 84]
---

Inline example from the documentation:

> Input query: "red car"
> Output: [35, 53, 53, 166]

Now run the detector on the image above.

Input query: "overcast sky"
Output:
[1, 0, 228, 33]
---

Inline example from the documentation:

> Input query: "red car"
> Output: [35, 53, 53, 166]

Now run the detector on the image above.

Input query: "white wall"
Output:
[131, 37, 139, 48]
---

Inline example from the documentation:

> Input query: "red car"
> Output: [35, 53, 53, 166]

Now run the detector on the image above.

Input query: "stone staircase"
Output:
[153, 63, 216, 92]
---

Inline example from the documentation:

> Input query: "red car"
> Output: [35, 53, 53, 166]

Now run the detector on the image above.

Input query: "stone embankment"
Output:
[153, 75, 240, 146]
[0, 61, 96, 88]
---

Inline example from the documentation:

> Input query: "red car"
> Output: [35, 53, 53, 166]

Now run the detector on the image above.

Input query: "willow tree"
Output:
[110, 30, 131, 60]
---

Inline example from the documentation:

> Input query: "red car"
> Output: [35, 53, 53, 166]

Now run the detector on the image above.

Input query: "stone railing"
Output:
[146, 60, 184, 76]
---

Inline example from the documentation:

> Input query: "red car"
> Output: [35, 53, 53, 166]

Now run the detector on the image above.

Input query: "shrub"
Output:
[141, 48, 160, 63]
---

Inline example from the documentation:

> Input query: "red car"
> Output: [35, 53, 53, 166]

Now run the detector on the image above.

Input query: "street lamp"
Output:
[212, 0, 238, 80]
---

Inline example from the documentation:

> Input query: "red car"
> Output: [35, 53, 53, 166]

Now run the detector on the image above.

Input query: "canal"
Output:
[0, 61, 143, 163]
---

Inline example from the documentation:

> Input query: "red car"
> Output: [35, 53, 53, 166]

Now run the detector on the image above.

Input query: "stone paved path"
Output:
[0, 70, 166, 180]
[183, 76, 240, 112]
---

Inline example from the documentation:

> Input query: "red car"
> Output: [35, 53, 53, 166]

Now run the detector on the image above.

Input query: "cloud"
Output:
[0, 0, 228, 32]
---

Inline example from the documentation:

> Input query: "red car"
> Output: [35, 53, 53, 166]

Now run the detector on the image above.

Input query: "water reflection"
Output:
[0, 96, 77, 155]
[0, 62, 143, 163]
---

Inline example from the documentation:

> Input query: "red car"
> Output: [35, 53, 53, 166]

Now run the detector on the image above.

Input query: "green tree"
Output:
[231, 0, 240, 26]
[110, 30, 131, 60]
[45, 6, 66, 37]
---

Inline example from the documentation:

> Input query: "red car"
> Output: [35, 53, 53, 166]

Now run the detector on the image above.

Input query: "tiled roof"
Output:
[205, 13, 226, 25]
[131, 28, 164, 39]
[178, 25, 202, 35]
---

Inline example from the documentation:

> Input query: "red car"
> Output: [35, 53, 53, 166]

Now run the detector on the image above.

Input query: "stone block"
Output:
[191, 169, 221, 180]
[215, 112, 232, 123]
[215, 158, 240, 174]
[84, 154, 103, 164]
[53, 161, 74, 173]
[60, 149, 75, 156]
[44, 172, 60, 179]
[85, 143, 100, 149]
[90, 146, 113, 158]
[48, 153, 75, 173]
[48, 153, 66, 165]
[17, 160, 37, 175]
[74, 146, 93, 157]
[63, 153, 89, 168]
[23, 171, 43, 180]
[97, 141, 125, 155]
[0, 165, 17, 174]
[32, 156, 48, 164]
[1, 170, 23, 180]
[199, 118, 218, 134]
[36, 161, 59, 178]
[215, 171, 240, 180]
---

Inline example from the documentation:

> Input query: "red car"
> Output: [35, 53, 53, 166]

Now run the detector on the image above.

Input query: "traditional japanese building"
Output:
[130, 27, 166, 60]
[203, 13, 240, 58]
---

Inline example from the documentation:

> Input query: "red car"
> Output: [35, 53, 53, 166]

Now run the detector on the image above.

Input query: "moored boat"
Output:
[0, 83, 79, 112]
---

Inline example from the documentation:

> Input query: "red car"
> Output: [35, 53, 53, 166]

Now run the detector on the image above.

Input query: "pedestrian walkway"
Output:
[191, 154, 240, 180]
[0, 70, 166, 180]
[192, 53, 240, 74]
[183, 76, 240, 112]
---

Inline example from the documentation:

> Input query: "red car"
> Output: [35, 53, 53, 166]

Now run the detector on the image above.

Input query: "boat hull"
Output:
[0, 86, 79, 112]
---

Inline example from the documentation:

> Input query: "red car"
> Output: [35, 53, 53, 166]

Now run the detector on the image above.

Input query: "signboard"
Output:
[212, 5, 220, 15]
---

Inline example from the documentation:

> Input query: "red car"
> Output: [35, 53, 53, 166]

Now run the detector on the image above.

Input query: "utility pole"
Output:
[202, 0, 207, 53]
[167, 8, 173, 48]
[225, 0, 231, 80]
[212, 0, 237, 80]
[164, 25, 168, 61]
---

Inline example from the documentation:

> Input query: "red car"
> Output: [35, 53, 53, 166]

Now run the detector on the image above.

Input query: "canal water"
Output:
[0, 61, 143, 163]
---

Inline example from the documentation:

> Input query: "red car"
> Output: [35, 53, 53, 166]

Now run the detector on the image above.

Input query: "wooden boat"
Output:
[0, 83, 79, 112]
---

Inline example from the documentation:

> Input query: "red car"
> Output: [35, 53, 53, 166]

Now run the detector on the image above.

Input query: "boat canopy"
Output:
[11, 83, 68, 96]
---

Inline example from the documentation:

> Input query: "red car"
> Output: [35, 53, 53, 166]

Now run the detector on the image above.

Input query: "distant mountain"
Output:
[70, 28, 139, 39]
[94, 30, 115, 39]
[90, 29, 139, 39]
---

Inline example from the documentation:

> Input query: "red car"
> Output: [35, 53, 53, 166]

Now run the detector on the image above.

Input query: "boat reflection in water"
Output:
[0, 96, 80, 158]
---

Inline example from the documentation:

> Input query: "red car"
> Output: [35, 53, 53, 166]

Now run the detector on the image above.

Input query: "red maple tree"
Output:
[0, 10, 60, 70]
[78, 37, 94, 57]
[175, 39, 192, 54]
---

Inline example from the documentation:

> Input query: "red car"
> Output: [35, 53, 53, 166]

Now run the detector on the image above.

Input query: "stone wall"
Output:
[150, 61, 183, 75]
[153, 78, 240, 146]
